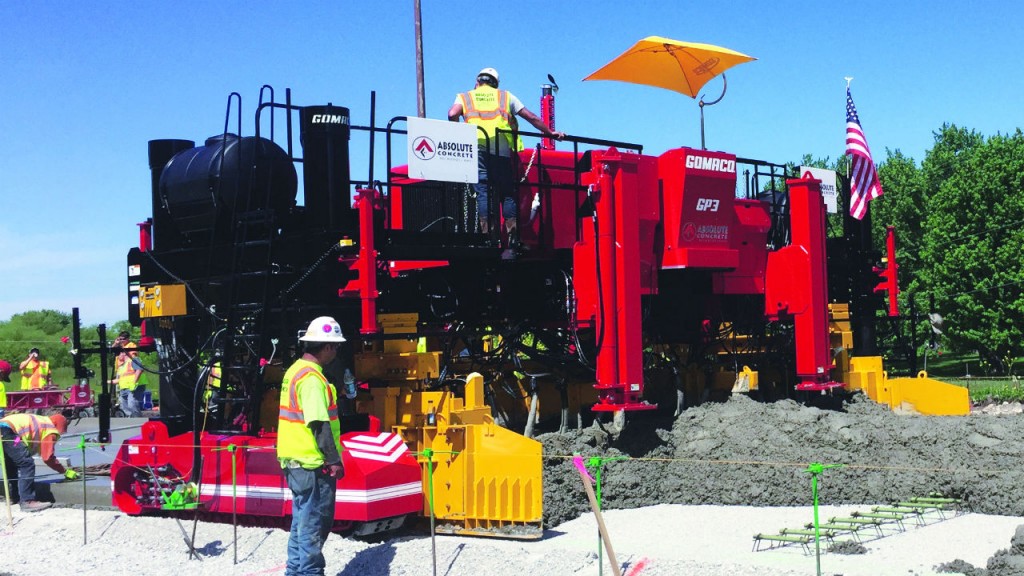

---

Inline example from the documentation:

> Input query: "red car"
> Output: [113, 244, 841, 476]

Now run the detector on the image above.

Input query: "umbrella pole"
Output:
[699, 101, 706, 150]
[698, 73, 728, 151]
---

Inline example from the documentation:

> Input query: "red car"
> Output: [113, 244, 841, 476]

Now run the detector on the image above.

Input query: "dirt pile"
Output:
[938, 525, 1024, 575]
[540, 394, 1024, 528]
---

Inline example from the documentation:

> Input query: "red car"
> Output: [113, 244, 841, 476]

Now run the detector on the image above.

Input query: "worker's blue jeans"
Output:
[1, 425, 37, 503]
[284, 466, 336, 576]
[475, 150, 516, 223]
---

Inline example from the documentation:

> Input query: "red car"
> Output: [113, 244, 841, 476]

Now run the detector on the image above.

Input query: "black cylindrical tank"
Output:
[158, 134, 297, 244]
[300, 105, 351, 231]
[148, 139, 195, 251]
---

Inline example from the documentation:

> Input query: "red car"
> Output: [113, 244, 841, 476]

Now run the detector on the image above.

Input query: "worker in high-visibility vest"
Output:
[277, 316, 346, 575]
[110, 332, 144, 417]
[0, 360, 10, 418]
[19, 348, 51, 390]
[449, 67, 565, 258]
[0, 413, 78, 512]
[203, 360, 223, 428]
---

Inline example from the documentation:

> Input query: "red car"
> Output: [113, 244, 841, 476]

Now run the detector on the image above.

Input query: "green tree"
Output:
[0, 310, 73, 371]
[917, 126, 1024, 369]
[874, 149, 926, 296]
[0, 310, 148, 385]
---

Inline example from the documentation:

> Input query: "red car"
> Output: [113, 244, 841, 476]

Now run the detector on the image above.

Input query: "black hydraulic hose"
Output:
[190, 363, 213, 483]
[276, 242, 344, 302]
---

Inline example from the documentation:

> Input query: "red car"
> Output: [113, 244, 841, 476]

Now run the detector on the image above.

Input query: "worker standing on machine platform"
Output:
[19, 348, 51, 390]
[277, 316, 346, 576]
[448, 67, 565, 258]
[0, 413, 78, 512]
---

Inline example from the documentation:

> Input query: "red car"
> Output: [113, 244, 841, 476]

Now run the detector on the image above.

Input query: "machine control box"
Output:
[139, 284, 187, 318]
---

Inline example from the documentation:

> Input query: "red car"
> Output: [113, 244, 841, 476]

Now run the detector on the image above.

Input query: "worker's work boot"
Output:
[20, 500, 52, 513]
[500, 219, 519, 261]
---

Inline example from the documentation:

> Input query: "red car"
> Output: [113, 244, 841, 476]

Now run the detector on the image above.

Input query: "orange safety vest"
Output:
[0, 413, 59, 455]
[459, 85, 515, 153]
[115, 344, 140, 390]
[20, 359, 49, 390]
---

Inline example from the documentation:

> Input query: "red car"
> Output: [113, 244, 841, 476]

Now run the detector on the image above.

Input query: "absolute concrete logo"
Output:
[412, 136, 435, 160]
[412, 136, 475, 161]
[407, 117, 478, 183]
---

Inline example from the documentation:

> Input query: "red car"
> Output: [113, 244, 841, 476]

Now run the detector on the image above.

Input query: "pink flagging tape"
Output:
[624, 557, 650, 576]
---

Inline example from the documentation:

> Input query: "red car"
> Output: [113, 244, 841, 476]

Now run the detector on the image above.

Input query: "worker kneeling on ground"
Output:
[277, 316, 346, 576]
[1, 413, 78, 512]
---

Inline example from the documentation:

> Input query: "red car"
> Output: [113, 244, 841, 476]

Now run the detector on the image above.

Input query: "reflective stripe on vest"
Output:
[209, 362, 222, 389]
[21, 360, 49, 390]
[204, 362, 222, 402]
[279, 367, 324, 423]
[460, 86, 514, 150]
[115, 352, 140, 390]
[0, 413, 58, 453]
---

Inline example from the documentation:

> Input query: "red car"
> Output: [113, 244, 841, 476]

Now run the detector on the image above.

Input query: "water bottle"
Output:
[342, 369, 357, 399]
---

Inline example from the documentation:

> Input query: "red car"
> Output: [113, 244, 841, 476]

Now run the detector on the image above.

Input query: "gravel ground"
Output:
[0, 503, 1021, 575]
[2, 394, 1022, 575]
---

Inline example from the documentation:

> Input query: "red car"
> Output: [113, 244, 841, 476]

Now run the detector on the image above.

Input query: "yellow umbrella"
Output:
[584, 36, 756, 147]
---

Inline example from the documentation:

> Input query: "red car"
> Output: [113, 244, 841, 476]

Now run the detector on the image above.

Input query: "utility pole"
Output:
[414, 0, 426, 117]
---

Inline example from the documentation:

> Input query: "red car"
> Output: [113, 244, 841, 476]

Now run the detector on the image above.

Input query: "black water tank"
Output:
[159, 134, 297, 243]
[300, 105, 351, 231]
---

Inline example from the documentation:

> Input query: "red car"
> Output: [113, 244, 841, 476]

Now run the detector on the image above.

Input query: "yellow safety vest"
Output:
[204, 361, 222, 402]
[0, 413, 59, 455]
[0, 381, 6, 409]
[115, 346, 140, 390]
[459, 86, 515, 153]
[277, 359, 339, 468]
[20, 359, 49, 390]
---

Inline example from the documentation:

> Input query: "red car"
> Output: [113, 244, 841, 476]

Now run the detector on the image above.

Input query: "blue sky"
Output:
[2, 1, 1022, 326]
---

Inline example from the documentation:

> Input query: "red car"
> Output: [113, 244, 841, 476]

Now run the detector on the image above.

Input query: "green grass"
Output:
[884, 351, 1024, 404]
[957, 378, 1024, 404]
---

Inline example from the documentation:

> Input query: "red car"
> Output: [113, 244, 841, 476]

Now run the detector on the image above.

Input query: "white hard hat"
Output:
[299, 316, 346, 343]
[477, 67, 499, 84]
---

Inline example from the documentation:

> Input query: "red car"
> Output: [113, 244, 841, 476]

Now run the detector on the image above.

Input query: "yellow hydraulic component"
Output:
[355, 314, 542, 538]
[360, 370, 543, 538]
[846, 356, 969, 416]
[830, 304, 969, 415]
[731, 365, 760, 393]
[379, 313, 420, 353]
[829, 303, 854, 375]
[357, 350, 441, 381]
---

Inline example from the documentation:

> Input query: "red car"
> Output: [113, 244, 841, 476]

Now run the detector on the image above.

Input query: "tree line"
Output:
[0, 309, 136, 383]
[802, 125, 1024, 374]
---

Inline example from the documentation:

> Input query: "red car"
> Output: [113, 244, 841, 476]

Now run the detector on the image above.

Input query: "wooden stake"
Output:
[575, 463, 621, 576]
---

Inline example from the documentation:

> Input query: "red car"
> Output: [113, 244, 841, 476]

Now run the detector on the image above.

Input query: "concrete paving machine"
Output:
[100, 82, 966, 540]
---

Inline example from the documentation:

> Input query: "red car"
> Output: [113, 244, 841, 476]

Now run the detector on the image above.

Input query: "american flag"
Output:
[846, 88, 883, 220]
